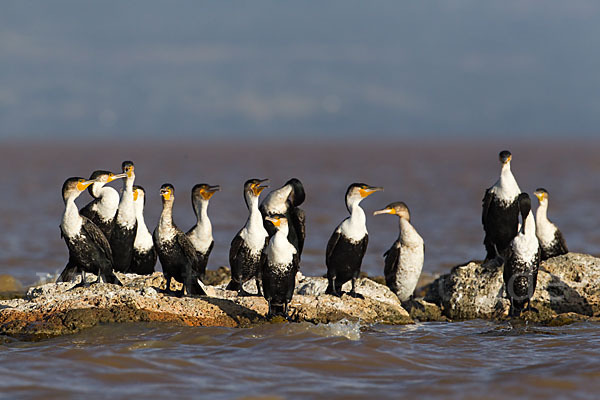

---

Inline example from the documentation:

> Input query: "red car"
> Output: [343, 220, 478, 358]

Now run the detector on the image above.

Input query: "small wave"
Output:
[303, 319, 361, 341]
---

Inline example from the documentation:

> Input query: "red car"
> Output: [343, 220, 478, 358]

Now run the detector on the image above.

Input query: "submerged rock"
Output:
[0, 271, 412, 340]
[422, 253, 600, 322]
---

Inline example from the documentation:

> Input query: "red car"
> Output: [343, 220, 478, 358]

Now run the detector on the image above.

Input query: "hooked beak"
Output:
[252, 179, 269, 196]
[160, 188, 171, 201]
[359, 186, 383, 198]
[77, 180, 95, 191]
[201, 185, 221, 200]
[373, 207, 395, 216]
[108, 173, 127, 183]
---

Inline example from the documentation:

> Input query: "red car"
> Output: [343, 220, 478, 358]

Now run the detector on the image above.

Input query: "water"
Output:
[1, 138, 600, 398]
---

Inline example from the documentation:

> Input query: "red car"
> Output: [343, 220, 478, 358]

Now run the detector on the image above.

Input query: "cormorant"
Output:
[482, 150, 521, 264]
[186, 183, 220, 282]
[533, 188, 568, 261]
[262, 214, 299, 318]
[260, 178, 306, 259]
[57, 169, 125, 282]
[110, 161, 137, 272]
[373, 202, 424, 302]
[504, 193, 540, 317]
[80, 170, 127, 240]
[226, 179, 269, 296]
[153, 184, 205, 296]
[59, 177, 122, 286]
[325, 183, 383, 297]
[130, 185, 156, 275]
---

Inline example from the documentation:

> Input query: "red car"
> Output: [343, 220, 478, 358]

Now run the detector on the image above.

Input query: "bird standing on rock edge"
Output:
[59, 177, 122, 287]
[482, 150, 521, 266]
[110, 161, 138, 272]
[260, 178, 306, 260]
[326, 183, 383, 298]
[373, 202, 424, 302]
[227, 179, 270, 296]
[261, 214, 299, 318]
[504, 193, 540, 317]
[153, 184, 206, 296]
[130, 185, 157, 275]
[533, 188, 568, 261]
[186, 183, 220, 283]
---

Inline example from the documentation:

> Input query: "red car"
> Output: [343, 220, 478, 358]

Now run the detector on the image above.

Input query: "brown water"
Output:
[1, 138, 600, 399]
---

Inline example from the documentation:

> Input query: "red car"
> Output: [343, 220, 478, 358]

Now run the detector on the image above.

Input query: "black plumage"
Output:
[260, 178, 306, 259]
[129, 185, 156, 275]
[325, 183, 382, 297]
[262, 215, 299, 317]
[503, 193, 540, 317]
[153, 184, 205, 296]
[482, 150, 521, 263]
[186, 184, 220, 282]
[59, 177, 122, 286]
[226, 179, 269, 295]
[110, 161, 137, 272]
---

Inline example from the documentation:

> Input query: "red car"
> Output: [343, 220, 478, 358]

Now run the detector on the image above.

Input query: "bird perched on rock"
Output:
[153, 184, 205, 296]
[373, 202, 424, 302]
[110, 161, 137, 272]
[59, 177, 122, 286]
[326, 183, 382, 297]
[262, 214, 299, 317]
[482, 150, 521, 265]
[503, 193, 540, 317]
[227, 179, 269, 296]
[129, 185, 156, 275]
[186, 183, 220, 282]
[533, 188, 568, 261]
[260, 178, 306, 259]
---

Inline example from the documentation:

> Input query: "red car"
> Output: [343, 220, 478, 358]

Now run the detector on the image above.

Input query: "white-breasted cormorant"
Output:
[80, 170, 127, 240]
[110, 161, 137, 272]
[482, 150, 521, 264]
[59, 177, 122, 286]
[262, 214, 299, 317]
[533, 188, 568, 261]
[325, 183, 383, 297]
[186, 183, 220, 283]
[153, 184, 205, 296]
[260, 178, 306, 259]
[130, 185, 156, 275]
[373, 202, 424, 302]
[226, 179, 269, 296]
[504, 193, 540, 317]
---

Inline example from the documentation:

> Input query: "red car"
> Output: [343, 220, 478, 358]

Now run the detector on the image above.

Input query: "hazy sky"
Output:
[1, 1, 600, 139]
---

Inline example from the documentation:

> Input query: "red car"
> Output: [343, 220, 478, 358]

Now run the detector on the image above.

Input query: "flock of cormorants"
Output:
[58, 150, 567, 318]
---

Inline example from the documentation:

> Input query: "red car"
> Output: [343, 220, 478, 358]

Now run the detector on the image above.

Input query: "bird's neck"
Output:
[159, 201, 174, 230]
[62, 196, 83, 237]
[399, 218, 421, 246]
[246, 196, 264, 232]
[117, 177, 136, 226]
[536, 200, 549, 223]
[348, 201, 366, 227]
[95, 186, 120, 220]
[135, 203, 149, 233]
[272, 225, 290, 246]
[521, 211, 536, 236]
[191, 200, 212, 237]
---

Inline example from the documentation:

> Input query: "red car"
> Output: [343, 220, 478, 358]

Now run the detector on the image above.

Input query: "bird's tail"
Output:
[103, 271, 123, 286]
[56, 260, 79, 283]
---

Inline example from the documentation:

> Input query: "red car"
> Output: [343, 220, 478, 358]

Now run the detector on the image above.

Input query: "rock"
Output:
[422, 253, 600, 322]
[0, 271, 412, 340]
[402, 299, 447, 322]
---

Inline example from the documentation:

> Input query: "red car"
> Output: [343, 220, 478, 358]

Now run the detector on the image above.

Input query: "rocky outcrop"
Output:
[422, 253, 600, 322]
[0, 271, 412, 340]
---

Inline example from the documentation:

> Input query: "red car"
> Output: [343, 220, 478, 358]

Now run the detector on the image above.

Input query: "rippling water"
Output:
[2, 320, 600, 399]
[1, 138, 600, 398]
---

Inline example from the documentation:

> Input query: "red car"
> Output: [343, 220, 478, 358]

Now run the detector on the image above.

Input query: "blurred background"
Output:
[1, 1, 599, 285]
